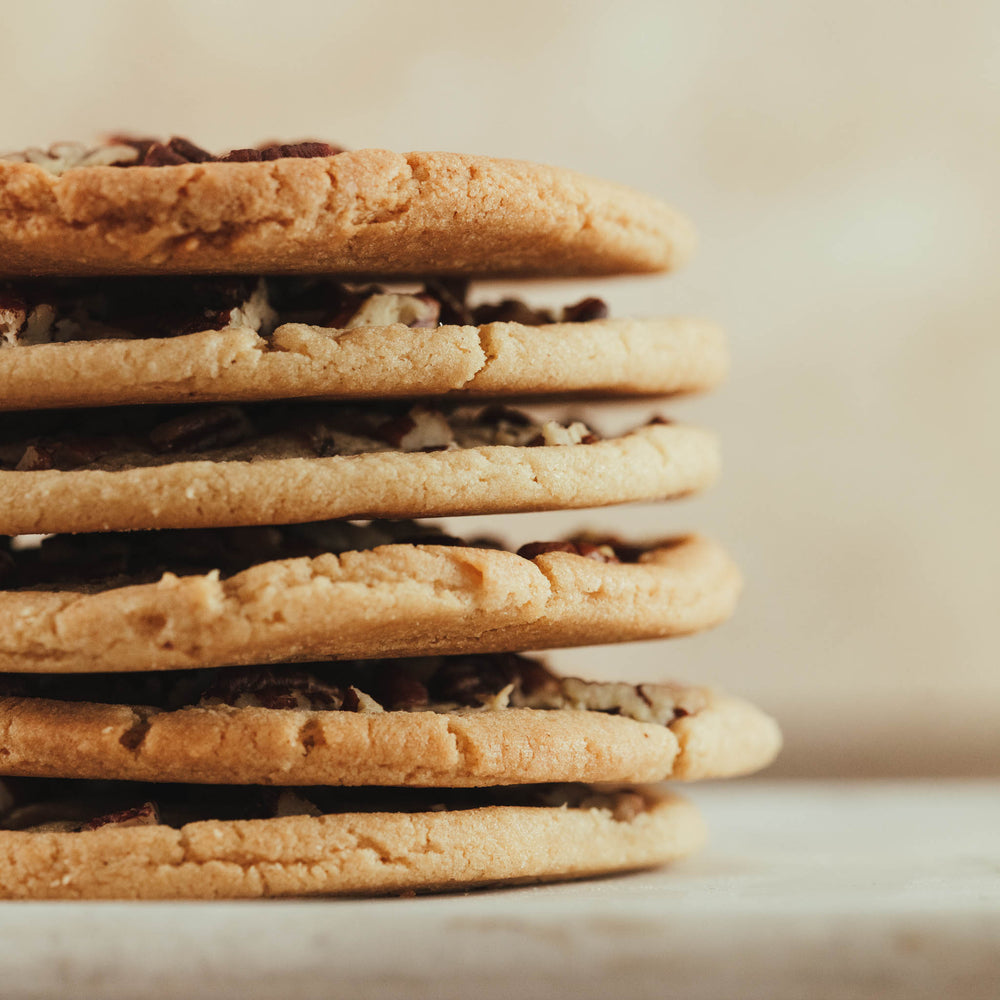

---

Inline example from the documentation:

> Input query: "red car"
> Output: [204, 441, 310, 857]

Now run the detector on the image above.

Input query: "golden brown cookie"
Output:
[0, 532, 739, 672]
[0, 149, 695, 278]
[0, 318, 727, 411]
[0, 275, 724, 409]
[0, 654, 780, 785]
[0, 412, 719, 535]
[0, 783, 705, 899]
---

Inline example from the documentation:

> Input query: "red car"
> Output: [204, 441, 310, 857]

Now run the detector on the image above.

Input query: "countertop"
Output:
[1, 779, 997, 999]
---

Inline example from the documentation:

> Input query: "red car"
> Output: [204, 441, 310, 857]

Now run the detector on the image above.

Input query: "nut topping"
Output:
[561, 297, 610, 323]
[147, 405, 255, 454]
[517, 540, 621, 563]
[0, 400, 601, 473]
[0, 136, 344, 174]
[200, 666, 348, 711]
[0, 781, 650, 833]
[1, 653, 704, 728]
[0, 276, 609, 348]
[0, 519, 664, 594]
[82, 802, 160, 831]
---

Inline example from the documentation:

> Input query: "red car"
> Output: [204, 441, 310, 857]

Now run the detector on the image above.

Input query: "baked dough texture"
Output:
[0, 151, 695, 278]
[0, 317, 728, 411]
[0, 688, 779, 786]
[0, 536, 740, 672]
[0, 422, 720, 535]
[0, 789, 705, 899]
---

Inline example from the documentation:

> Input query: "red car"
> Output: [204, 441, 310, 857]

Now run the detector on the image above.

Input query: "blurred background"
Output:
[1, 0, 997, 776]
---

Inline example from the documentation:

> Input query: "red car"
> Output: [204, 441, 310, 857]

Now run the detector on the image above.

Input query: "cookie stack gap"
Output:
[0, 138, 779, 899]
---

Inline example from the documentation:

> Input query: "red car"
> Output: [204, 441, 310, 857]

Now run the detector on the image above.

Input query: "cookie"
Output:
[0, 276, 724, 410]
[0, 319, 726, 412]
[0, 653, 780, 785]
[0, 143, 695, 278]
[0, 403, 719, 535]
[0, 275, 725, 409]
[0, 781, 705, 899]
[0, 525, 739, 672]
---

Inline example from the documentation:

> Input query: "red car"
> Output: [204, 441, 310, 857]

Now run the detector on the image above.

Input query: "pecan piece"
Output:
[140, 142, 188, 166]
[0, 293, 27, 347]
[472, 299, 555, 326]
[426, 654, 530, 707]
[477, 404, 533, 428]
[376, 664, 430, 711]
[219, 147, 263, 162]
[14, 444, 55, 472]
[570, 541, 620, 562]
[423, 278, 473, 325]
[148, 405, 254, 453]
[373, 414, 417, 448]
[561, 297, 609, 323]
[516, 540, 620, 563]
[165, 136, 213, 163]
[201, 666, 347, 711]
[258, 141, 342, 159]
[83, 801, 160, 831]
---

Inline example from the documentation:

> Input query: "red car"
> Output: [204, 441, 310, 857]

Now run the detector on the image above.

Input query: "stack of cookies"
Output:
[0, 138, 780, 899]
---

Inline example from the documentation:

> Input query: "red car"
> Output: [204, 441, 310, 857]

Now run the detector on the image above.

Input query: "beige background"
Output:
[1, 0, 997, 775]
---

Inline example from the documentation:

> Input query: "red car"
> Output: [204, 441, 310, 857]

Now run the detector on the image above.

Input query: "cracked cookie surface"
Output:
[0, 781, 706, 899]
[0, 530, 740, 672]
[0, 404, 720, 534]
[0, 652, 780, 786]
[0, 149, 695, 278]
[0, 275, 725, 409]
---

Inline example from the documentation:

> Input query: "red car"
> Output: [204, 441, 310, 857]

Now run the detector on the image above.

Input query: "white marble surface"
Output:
[1, 780, 996, 999]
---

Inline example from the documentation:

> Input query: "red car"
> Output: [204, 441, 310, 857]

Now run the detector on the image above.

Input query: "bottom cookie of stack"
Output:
[0, 781, 705, 900]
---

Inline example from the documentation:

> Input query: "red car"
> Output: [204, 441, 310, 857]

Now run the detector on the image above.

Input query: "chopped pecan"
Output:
[148, 405, 253, 453]
[322, 287, 379, 328]
[472, 299, 555, 326]
[376, 664, 430, 711]
[372, 414, 417, 448]
[0, 293, 27, 347]
[83, 801, 160, 831]
[14, 444, 54, 472]
[118, 137, 343, 166]
[220, 141, 343, 163]
[200, 666, 347, 711]
[422, 278, 473, 325]
[218, 147, 264, 163]
[425, 653, 545, 708]
[516, 540, 621, 563]
[343, 291, 441, 330]
[478, 405, 533, 428]
[164, 137, 213, 163]
[140, 142, 188, 166]
[561, 297, 609, 323]
[258, 141, 342, 160]
[571, 541, 620, 562]
[407, 294, 443, 328]
[427, 656, 512, 707]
